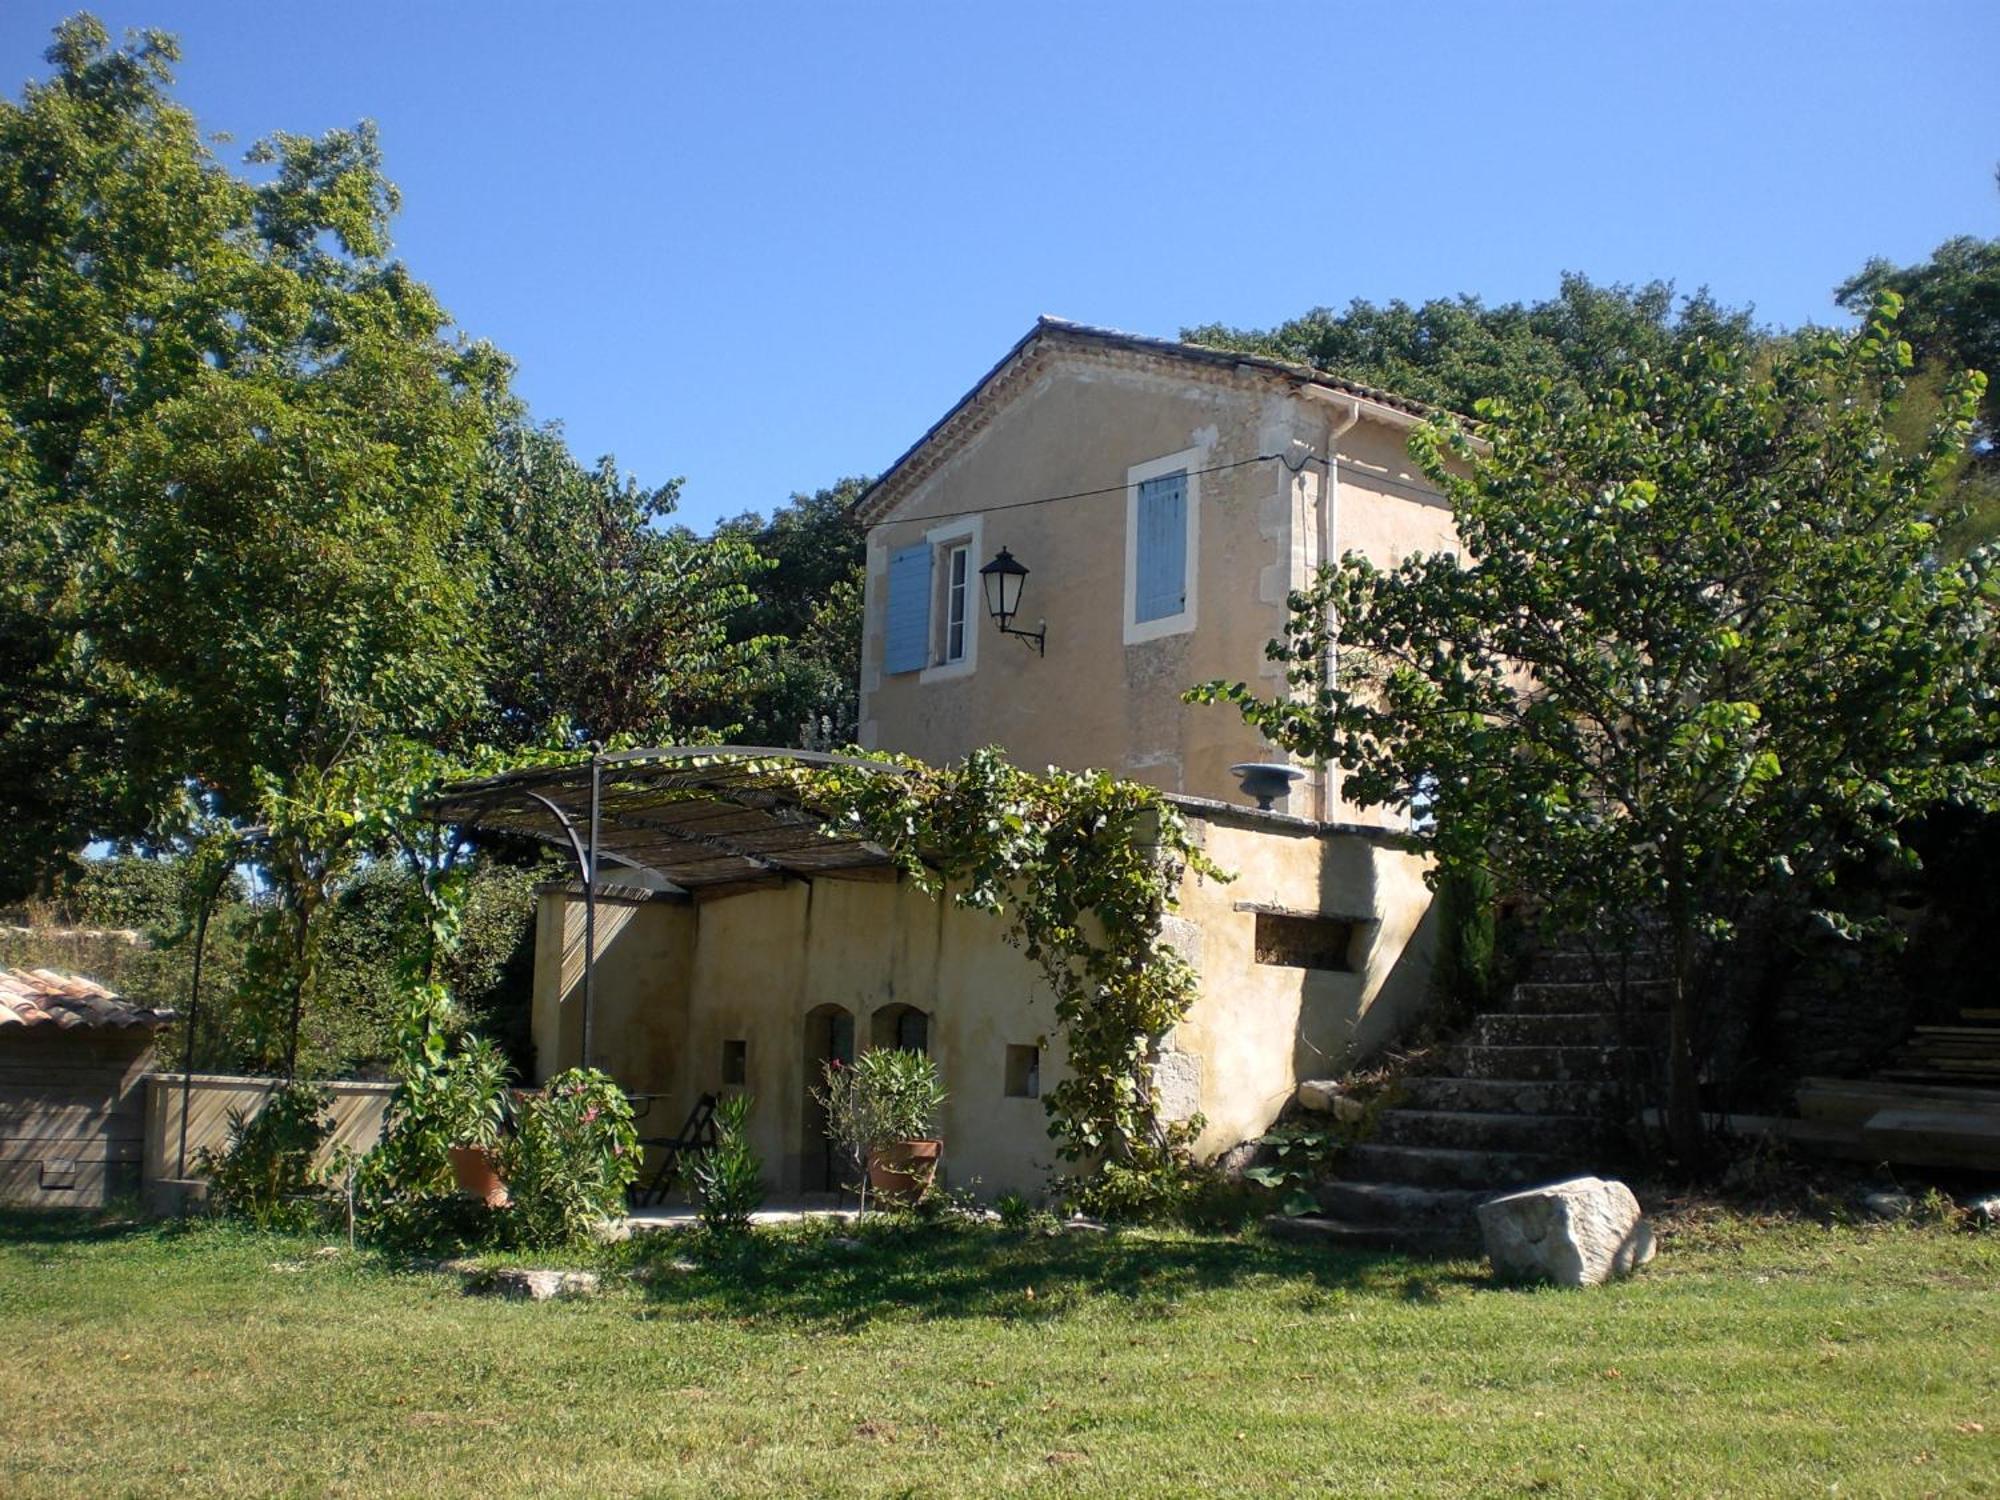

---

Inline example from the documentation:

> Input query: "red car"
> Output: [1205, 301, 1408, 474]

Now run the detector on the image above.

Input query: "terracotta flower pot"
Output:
[448, 1144, 511, 1208]
[866, 1138, 942, 1205]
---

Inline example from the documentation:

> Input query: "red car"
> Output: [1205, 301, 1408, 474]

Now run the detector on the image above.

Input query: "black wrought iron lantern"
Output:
[979, 547, 1044, 655]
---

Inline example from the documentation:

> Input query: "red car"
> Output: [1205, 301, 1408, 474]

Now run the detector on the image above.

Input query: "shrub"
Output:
[197, 1080, 337, 1230]
[1243, 1124, 1344, 1218]
[994, 1191, 1034, 1229]
[813, 1048, 947, 1208]
[501, 1068, 637, 1248]
[437, 1037, 512, 1149]
[1430, 864, 1497, 1017]
[1061, 1158, 1197, 1223]
[689, 1093, 765, 1236]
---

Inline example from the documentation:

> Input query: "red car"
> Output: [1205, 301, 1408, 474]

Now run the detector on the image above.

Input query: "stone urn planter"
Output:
[448, 1144, 510, 1208]
[866, 1138, 942, 1205]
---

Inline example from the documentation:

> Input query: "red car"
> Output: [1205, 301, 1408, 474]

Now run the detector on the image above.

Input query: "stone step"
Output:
[1524, 951, 1672, 984]
[1508, 979, 1675, 1014]
[1474, 1010, 1662, 1047]
[1370, 1107, 1614, 1154]
[1397, 1075, 1628, 1117]
[1260, 1213, 1479, 1257]
[1859, 1108, 2000, 1172]
[1310, 1178, 1487, 1230]
[1796, 1074, 2000, 1128]
[1447, 1042, 1653, 1083]
[1343, 1143, 1584, 1190]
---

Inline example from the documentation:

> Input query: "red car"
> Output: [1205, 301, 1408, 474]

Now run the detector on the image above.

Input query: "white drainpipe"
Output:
[1302, 389, 1361, 821]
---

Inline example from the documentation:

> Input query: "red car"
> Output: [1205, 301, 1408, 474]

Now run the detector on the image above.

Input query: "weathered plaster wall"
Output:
[534, 875, 1070, 1198]
[858, 350, 1460, 829]
[860, 354, 1317, 806]
[530, 815, 1436, 1201]
[532, 884, 694, 1093]
[1169, 806, 1437, 1156]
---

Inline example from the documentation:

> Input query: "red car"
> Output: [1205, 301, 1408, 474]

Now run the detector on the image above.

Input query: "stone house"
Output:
[856, 316, 1460, 822]
[499, 320, 1460, 1199]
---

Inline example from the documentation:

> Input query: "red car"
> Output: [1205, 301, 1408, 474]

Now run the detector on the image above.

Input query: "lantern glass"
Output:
[978, 547, 1029, 629]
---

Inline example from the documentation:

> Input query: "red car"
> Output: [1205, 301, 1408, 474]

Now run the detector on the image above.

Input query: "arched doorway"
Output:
[870, 1002, 930, 1056]
[801, 1004, 855, 1192]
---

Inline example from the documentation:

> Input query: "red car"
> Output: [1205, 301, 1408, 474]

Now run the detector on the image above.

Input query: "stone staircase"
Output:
[1792, 1004, 2000, 1172]
[1291, 954, 1672, 1254]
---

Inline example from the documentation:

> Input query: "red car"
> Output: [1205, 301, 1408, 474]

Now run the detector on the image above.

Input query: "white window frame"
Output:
[920, 513, 982, 683]
[1123, 447, 1202, 645]
[942, 541, 970, 665]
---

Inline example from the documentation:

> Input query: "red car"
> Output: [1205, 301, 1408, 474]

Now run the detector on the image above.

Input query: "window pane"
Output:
[944, 544, 968, 662]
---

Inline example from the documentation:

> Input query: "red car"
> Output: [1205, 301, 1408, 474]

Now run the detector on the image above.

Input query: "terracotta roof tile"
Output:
[0, 966, 175, 1031]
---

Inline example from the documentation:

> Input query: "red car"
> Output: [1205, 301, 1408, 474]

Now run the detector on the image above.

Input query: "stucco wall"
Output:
[533, 882, 694, 1092]
[857, 348, 1460, 827]
[1169, 805, 1437, 1156]
[533, 875, 1069, 1198]
[531, 811, 1434, 1201]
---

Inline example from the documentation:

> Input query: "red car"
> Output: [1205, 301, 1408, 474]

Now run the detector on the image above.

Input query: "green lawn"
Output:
[0, 1207, 1993, 1498]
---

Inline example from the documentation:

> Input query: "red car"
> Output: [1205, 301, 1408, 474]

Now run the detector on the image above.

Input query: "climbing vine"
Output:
[779, 747, 1230, 1209]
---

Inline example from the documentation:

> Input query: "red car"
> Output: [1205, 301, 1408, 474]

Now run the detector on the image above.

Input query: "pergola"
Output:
[422, 747, 909, 1064]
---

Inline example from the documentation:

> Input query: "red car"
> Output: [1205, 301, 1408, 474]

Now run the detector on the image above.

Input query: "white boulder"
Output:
[1477, 1176, 1656, 1287]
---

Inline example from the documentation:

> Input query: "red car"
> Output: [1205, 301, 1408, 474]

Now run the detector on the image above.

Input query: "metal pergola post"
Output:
[509, 745, 604, 1075]
[583, 743, 601, 1072]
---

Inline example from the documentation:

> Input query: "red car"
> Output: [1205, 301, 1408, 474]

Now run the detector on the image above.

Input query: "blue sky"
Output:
[6, 3, 1996, 531]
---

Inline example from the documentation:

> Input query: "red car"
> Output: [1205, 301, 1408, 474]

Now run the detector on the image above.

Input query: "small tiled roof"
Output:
[0, 967, 175, 1031]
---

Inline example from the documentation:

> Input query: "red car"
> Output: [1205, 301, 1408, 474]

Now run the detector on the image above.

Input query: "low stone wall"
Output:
[142, 1073, 395, 1212]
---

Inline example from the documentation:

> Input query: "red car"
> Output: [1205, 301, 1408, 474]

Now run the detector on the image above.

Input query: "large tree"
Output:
[1195, 299, 1997, 1161]
[712, 478, 868, 746]
[1837, 195, 2000, 556]
[476, 420, 768, 747]
[0, 17, 507, 896]
[1184, 273, 1760, 417]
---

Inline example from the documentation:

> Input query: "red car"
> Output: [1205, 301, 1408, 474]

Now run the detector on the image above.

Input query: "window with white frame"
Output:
[922, 516, 981, 679]
[943, 542, 969, 664]
[881, 514, 983, 680]
[1124, 449, 1201, 644]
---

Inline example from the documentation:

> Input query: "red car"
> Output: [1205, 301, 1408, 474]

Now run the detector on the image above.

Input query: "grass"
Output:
[0, 1206, 1994, 1498]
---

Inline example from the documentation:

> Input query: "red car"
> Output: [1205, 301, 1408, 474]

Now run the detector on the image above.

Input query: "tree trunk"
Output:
[281, 888, 312, 1080]
[1665, 915, 1705, 1168]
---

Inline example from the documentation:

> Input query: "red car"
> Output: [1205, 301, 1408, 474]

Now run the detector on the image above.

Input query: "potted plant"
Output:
[439, 1038, 514, 1207]
[815, 1048, 947, 1208]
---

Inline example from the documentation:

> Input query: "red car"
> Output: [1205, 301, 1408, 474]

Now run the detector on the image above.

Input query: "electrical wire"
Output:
[885, 452, 1315, 529]
[872, 446, 1444, 532]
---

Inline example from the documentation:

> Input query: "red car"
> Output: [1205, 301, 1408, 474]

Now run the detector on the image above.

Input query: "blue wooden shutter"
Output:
[884, 543, 933, 673]
[1134, 471, 1188, 623]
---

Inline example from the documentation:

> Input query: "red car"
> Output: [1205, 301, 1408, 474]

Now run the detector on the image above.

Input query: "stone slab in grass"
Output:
[1478, 1175, 1655, 1287]
[460, 1266, 601, 1301]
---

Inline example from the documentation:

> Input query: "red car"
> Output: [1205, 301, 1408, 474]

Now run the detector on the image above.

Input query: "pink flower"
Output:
[583, 1105, 600, 1123]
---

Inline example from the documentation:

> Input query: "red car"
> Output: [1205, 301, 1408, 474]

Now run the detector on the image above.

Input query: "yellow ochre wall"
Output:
[532, 807, 1434, 1201]
[857, 348, 1459, 826]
